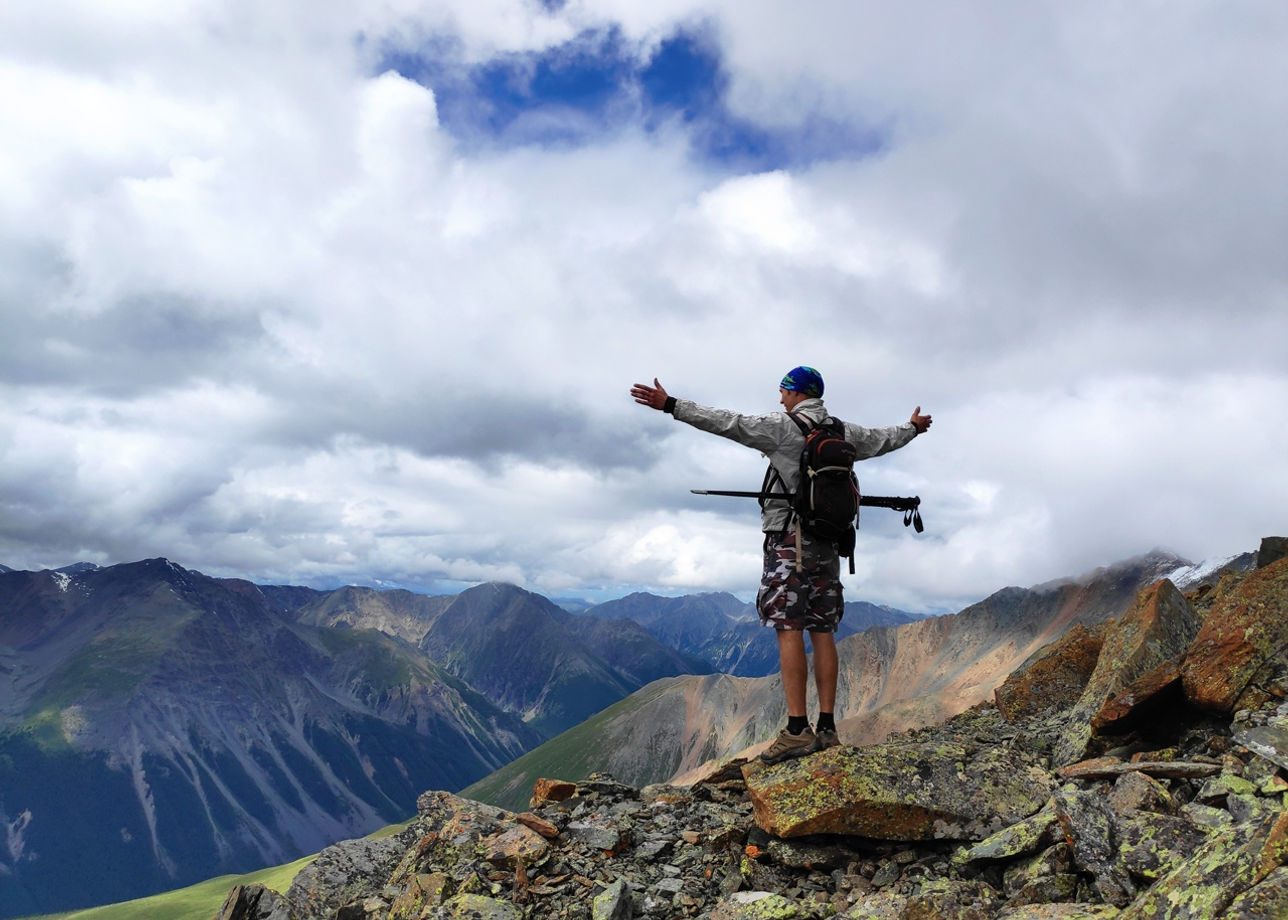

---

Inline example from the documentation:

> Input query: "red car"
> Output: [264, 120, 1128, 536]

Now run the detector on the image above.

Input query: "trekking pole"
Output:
[690, 490, 925, 532]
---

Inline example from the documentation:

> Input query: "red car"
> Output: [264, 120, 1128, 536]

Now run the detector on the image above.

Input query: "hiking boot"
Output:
[759, 726, 817, 764]
[812, 728, 841, 752]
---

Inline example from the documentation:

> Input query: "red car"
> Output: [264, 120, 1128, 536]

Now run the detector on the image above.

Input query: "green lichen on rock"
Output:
[955, 802, 1059, 864]
[710, 891, 802, 919]
[1118, 809, 1288, 919]
[745, 740, 1053, 840]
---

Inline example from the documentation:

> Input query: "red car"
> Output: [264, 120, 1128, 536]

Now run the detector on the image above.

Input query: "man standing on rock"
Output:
[631, 367, 931, 763]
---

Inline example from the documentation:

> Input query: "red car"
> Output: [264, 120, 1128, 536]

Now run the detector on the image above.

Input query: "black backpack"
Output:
[762, 412, 861, 571]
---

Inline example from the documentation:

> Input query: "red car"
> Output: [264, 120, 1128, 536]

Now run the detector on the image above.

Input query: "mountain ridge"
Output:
[462, 547, 1255, 809]
[0, 561, 706, 917]
[0, 544, 1262, 917]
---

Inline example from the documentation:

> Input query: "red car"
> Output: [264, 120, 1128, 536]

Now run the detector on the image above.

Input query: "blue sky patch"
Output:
[377, 26, 884, 172]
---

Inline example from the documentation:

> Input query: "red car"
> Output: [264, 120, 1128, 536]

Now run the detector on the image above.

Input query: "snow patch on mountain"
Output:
[1161, 552, 1254, 590]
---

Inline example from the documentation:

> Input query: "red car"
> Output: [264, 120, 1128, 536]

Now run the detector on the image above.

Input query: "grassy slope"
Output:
[18, 823, 410, 920]
[461, 679, 671, 812]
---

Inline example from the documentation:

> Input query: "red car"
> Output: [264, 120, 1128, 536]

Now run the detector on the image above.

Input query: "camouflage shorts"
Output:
[756, 528, 844, 632]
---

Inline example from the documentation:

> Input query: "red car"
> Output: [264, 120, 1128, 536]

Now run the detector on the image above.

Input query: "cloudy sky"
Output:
[2, 1, 1286, 613]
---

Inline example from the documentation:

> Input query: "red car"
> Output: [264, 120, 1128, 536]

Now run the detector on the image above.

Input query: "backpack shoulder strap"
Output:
[761, 412, 811, 508]
[785, 410, 814, 436]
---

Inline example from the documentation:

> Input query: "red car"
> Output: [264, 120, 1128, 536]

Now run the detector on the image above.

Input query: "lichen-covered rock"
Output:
[1089, 659, 1184, 735]
[993, 905, 1121, 918]
[1181, 555, 1288, 714]
[1106, 771, 1174, 816]
[1002, 843, 1073, 894]
[436, 892, 522, 919]
[1053, 580, 1199, 766]
[286, 833, 411, 919]
[1233, 718, 1288, 772]
[956, 802, 1060, 864]
[902, 878, 1001, 919]
[417, 790, 511, 845]
[592, 877, 633, 920]
[1053, 787, 1136, 907]
[1117, 808, 1288, 919]
[743, 740, 1054, 840]
[837, 890, 907, 919]
[1221, 864, 1288, 919]
[995, 623, 1108, 722]
[387, 872, 451, 920]
[1256, 536, 1288, 570]
[214, 883, 296, 920]
[481, 824, 549, 869]
[1113, 813, 1211, 883]
[706, 890, 803, 919]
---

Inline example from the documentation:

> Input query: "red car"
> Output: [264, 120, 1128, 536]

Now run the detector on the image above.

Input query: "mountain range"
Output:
[460, 548, 1254, 810]
[0, 562, 719, 917]
[579, 591, 919, 677]
[0, 547, 1251, 917]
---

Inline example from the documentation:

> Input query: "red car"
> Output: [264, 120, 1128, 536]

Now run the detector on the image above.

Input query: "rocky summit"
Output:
[218, 544, 1288, 920]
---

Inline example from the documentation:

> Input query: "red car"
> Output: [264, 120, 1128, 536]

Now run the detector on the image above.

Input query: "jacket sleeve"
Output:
[671, 399, 789, 454]
[844, 421, 920, 460]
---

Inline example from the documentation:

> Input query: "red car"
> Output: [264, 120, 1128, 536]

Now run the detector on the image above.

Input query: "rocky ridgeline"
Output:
[217, 540, 1288, 920]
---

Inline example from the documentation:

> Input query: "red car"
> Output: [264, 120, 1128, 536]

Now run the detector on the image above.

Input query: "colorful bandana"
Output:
[780, 366, 824, 398]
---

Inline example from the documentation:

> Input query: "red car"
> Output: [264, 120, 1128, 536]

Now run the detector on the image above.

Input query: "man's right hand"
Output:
[631, 378, 670, 410]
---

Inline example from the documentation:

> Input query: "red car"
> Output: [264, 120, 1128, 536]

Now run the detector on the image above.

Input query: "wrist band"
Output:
[663, 396, 677, 414]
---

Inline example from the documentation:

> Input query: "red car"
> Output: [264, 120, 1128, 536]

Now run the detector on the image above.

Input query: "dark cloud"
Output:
[1, 295, 267, 394]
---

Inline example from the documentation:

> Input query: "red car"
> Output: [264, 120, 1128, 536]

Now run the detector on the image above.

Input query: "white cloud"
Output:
[2, 0, 1286, 614]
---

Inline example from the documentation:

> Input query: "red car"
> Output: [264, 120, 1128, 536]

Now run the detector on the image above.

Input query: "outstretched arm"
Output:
[631, 379, 790, 452]
[631, 378, 672, 411]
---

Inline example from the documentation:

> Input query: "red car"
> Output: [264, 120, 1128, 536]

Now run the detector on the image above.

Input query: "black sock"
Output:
[786, 715, 810, 735]
[816, 712, 836, 733]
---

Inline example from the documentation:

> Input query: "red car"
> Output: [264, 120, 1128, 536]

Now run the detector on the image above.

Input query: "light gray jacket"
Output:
[672, 396, 918, 532]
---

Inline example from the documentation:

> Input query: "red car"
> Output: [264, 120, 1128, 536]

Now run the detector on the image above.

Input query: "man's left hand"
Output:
[910, 406, 932, 433]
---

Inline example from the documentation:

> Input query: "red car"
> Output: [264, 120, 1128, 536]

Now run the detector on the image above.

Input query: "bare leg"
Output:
[809, 630, 838, 713]
[776, 629, 809, 717]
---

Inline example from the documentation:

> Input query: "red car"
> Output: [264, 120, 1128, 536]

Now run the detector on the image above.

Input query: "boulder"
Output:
[286, 834, 409, 920]
[1181, 555, 1288, 713]
[742, 741, 1054, 840]
[1113, 812, 1211, 883]
[955, 802, 1060, 864]
[1117, 807, 1288, 919]
[482, 824, 549, 869]
[1256, 536, 1288, 569]
[707, 891, 802, 919]
[214, 884, 295, 920]
[995, 622, 1108, 722]
[437, 893, 522, 919]
[1222, 865, 1288, 920]
[1052, 786, 1136, 907]
[530, 777, 578, 807]
[1234, 718, 1288, 772]
[1088, 659, 1184, 735]
[592, 877, 633, 920]
[1052, 580, 1199, 766]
